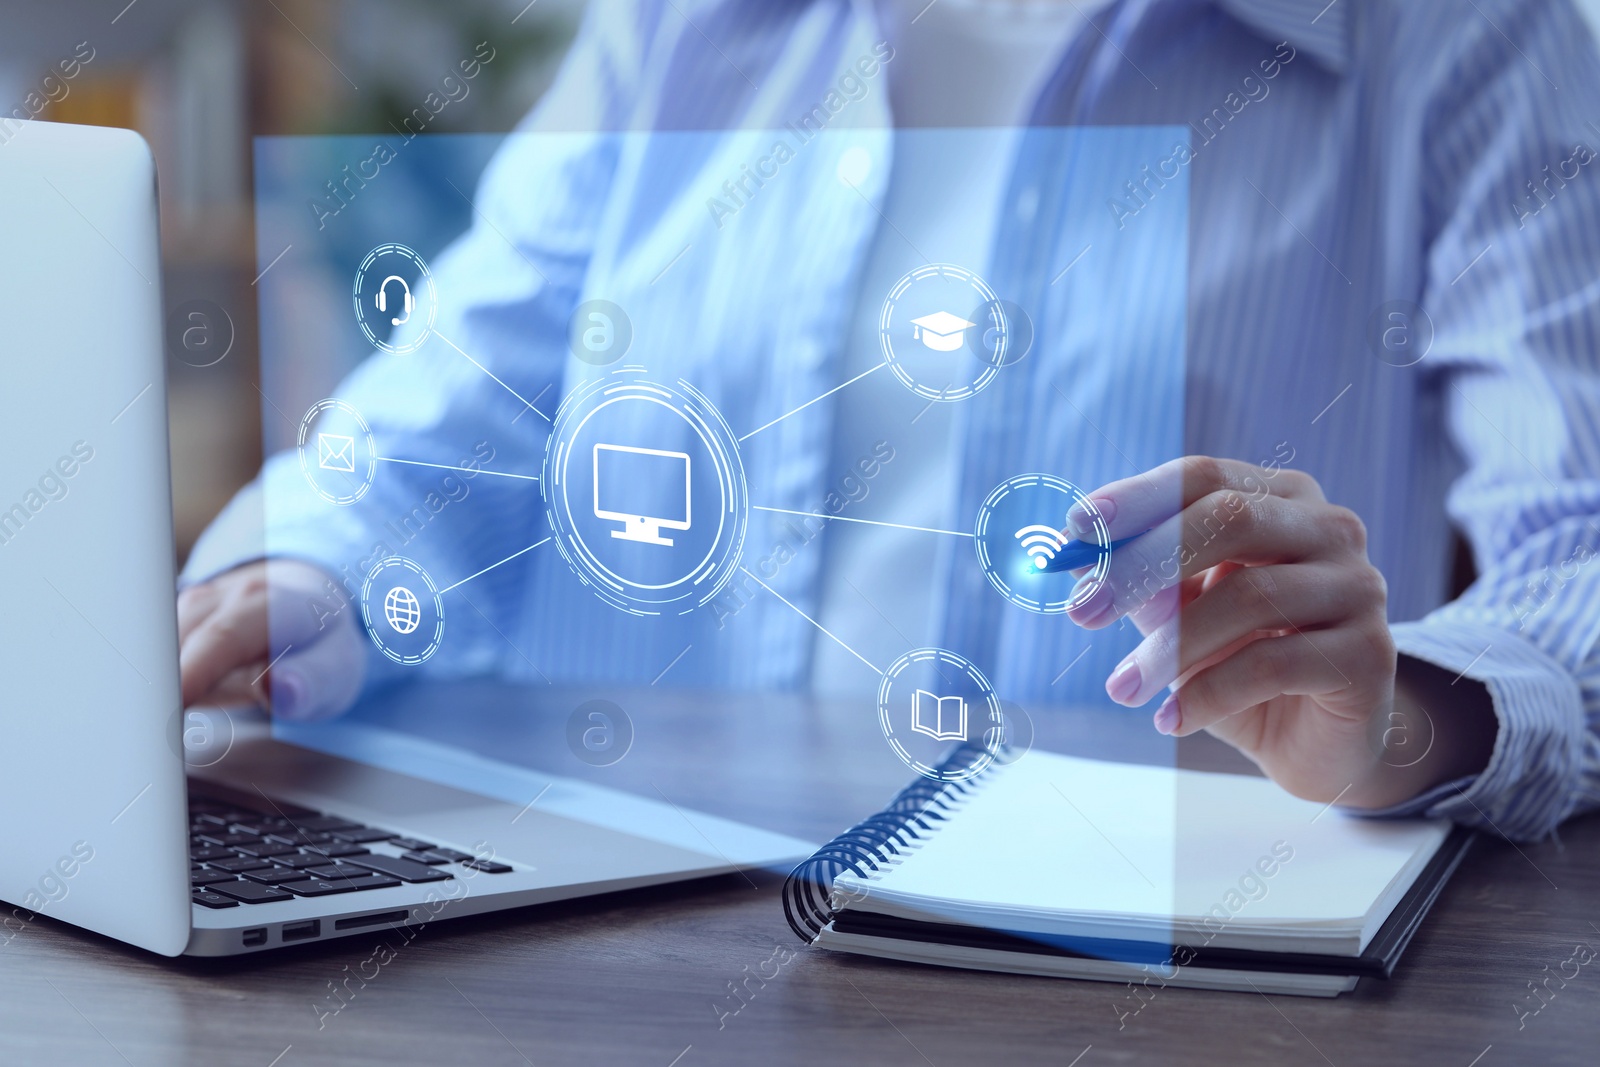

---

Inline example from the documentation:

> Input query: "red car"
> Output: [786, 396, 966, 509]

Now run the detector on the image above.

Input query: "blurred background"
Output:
[6, 0, 1600, 565]
[0, 0, 581, 561]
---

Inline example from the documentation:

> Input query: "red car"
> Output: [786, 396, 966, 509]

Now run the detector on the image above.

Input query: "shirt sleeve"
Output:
[181, 0, 654, 686]
[1370, 1, 1600, 840]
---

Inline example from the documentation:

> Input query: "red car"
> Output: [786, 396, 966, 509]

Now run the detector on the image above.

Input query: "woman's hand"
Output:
[1065, 455, 1493, 808]
[178, 559, 366, 722]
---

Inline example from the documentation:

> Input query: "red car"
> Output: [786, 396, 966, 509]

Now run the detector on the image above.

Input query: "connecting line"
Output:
[438, 537, 551, 595]
[375, 456, 541, 482]
[738, 566, 882, 675]
[753, 505, 973, 539]
[432, 329, 552, 423]
[737, 362, 886, 442]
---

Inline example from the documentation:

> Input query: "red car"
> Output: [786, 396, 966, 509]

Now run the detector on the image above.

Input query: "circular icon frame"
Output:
[880, 264, 1007, 402]
[353, 243, 437, 355]
[297, 398, 377, 506]
[361, 556, 444, 665]
[974, 474, 1111, 614]
[877, 647, 1004, 782]
[542, 368, 750, 617]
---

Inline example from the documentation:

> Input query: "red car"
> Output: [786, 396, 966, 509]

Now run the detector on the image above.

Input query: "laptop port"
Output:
[335, 910, 409, 931]
[241, 928, 267, 947]
[281, 920, 321, 942]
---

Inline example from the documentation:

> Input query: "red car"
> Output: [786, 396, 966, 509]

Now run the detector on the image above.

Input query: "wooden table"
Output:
[2, 685, 1596, 1066]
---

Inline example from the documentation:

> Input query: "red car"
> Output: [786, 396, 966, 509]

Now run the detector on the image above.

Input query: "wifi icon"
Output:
[1015, 524, 1067, 570]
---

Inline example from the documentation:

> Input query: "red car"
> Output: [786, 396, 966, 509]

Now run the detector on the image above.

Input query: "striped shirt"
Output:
[189, 0, 1600, 840]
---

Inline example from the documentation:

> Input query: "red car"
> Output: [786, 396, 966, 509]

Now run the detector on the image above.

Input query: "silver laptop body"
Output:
[0, 120, 805, 957]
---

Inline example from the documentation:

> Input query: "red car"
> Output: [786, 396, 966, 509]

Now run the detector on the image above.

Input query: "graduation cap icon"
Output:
[910, 310, 978, 352]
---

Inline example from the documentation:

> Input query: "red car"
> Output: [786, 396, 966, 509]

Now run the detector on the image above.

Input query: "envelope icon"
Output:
[317, 433, 356, 473]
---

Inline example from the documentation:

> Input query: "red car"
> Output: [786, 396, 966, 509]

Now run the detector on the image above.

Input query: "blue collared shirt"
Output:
[192, 0, 1600, 840]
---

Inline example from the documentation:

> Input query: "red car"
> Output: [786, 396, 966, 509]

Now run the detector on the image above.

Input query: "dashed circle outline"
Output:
[360, 556, 445, 666]
[879, 263, 1007, 402]
[297, 398, 377, 507]
[974, 474, 1111, 614]
[353, 243, 438, 355]
[542, 367, 749, 617]
[877, 647, 1005, 783]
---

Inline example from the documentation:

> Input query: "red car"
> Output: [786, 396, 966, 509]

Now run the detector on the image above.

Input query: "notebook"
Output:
[785, 749, 1473, 996]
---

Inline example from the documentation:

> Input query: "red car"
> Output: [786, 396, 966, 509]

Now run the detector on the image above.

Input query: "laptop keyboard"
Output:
[187, 784, 512, 910]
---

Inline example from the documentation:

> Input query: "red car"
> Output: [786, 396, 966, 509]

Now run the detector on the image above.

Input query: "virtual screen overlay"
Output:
[243, 126, 1189, 955]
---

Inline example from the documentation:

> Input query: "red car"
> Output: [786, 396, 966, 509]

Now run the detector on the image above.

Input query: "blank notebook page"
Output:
[834, 751, 1450, 949]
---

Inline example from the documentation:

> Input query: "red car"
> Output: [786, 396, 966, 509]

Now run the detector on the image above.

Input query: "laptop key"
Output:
[189, 846, 234, 862]
[212, 810, 267, 825]
[421, 848, 475, 863]
[330, 827, 396, 844]
[208, 880, 296, 904]
[341, 874, 402, 892]
[196, 832, 262, 848]
[192, 870, 240, 886]
[234, 842, 300, 859]
[282, 874, 397, 897]
[340, 854, 453, 883]
[192, 889, 240, 909]
[388, 837, 435, 852]
[304, 864, 363, 880]
[400, 851, 450, 866]
[301, 843, 370, 859]
[273, 853, 327, 869]
[266, 830, 332, 847]
[240, 868, 312, 886]
[287, 815, 363, 833]
[459, 859, 513, 874]
[208, 856, 273, 874]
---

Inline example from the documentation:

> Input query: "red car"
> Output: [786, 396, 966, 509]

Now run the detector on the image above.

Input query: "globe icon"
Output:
[383, 585, 422, 635]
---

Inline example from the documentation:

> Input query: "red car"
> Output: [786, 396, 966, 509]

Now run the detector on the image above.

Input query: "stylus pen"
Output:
[1036, 533, 1148, 574]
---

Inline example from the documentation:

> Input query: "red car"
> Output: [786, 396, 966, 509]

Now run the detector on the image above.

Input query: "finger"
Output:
[192, 663, 270, 709]
[1154, 630, 1368, 737]
[180, 603, 270, 707]
[1106, 563, 1374, 706]
[1121, 574, 1203, 638]
[263, 614, 369, 722]
[1066, 455, 1321, 541]
[176, 582, 222, 644]
[1068, 493, 1350, 628]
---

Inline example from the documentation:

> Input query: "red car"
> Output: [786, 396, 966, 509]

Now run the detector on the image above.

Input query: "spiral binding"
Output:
[783, 740, 1002, 943]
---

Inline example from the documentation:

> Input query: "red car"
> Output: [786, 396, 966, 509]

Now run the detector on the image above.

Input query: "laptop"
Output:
[0, 120, 809, 957]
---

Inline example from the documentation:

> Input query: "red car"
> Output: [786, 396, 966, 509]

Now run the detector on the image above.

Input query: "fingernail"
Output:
[1068, 495, 1116, 538]
[1067, 577, 1113, 626]
[1106, 658, 1141, 704]
[271, 671, 306, 720]
[1153, 694, 1180, 735]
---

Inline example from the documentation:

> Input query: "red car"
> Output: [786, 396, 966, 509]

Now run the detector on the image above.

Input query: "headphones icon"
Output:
[376, 275, 413, 327]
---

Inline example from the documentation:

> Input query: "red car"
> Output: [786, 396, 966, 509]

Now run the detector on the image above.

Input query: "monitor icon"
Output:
[593, 443, 692, 547]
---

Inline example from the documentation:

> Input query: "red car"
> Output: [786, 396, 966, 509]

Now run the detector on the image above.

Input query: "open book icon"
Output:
[911, 690, 968, 742]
